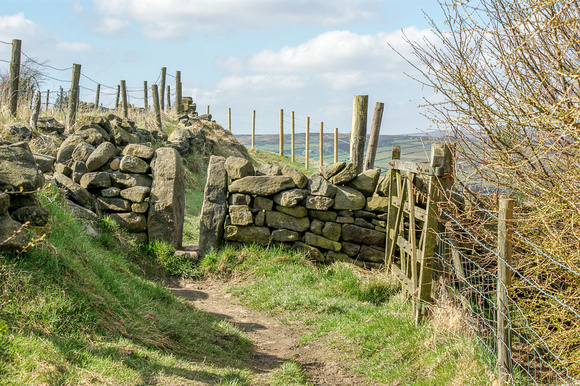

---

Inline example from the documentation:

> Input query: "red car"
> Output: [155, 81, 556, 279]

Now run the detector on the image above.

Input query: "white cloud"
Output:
[218, 74, 307, 93]
[240, 28, 433, 74]
[56, 42, 93, 52]
[0, 13, 45, 43]
[92, 0, 382, 37]
[71, 2, 84, 13]
[95, 18, 130, 34]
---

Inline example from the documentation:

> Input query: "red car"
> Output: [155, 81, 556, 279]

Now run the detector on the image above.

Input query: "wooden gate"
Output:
[384, 143, 454, 323]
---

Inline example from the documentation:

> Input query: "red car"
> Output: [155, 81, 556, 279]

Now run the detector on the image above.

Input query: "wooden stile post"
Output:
[45, 90, 50, 113]
[166, 85, 171, 110]
[67, 63, 81, 131]
[228, 108, 231, 132]
[364, 102, 384, 171]
[94, 84, 100, 110]
[30, 90, 41, 130]
[497, 197, 514, 385]
[350, 95, 369, 173]
[175, 71, 181, 112]
[334, 128, 339, 163]
[120, 80, 128, 118]
[251, 110, 256, 149]
[291, 111, 295, 162]
[415, 143, 454, 323]
[305, 117, 310, 169]
[319, 122, 324, 167]
[279, 109, 284, 156]
[160, 67, 166, 111]
[151, 84, 162, 131]
[8, 39, 22, 117]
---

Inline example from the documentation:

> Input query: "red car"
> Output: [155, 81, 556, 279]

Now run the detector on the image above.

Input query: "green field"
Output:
[234, 133, 435, 173]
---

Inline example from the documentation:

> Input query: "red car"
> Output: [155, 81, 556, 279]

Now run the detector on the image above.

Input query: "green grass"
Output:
[0, 186, 253, 384]
[198, 243, 494, 385]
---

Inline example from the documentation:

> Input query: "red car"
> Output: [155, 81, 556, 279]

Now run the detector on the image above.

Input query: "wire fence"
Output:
[0, 39, 178, 113]
[431, 185, 580, 384]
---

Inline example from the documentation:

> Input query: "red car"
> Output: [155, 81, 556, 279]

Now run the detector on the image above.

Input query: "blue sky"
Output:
[0, 0, 445, 135]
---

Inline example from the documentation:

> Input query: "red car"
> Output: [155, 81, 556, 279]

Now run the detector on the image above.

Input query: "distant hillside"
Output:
[233, 133, 435, 167]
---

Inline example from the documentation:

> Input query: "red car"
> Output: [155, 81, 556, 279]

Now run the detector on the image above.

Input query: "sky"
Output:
[0, 0, 445, 136]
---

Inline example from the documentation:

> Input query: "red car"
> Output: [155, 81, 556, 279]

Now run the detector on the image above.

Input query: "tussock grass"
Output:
[199, 243, 494, 385]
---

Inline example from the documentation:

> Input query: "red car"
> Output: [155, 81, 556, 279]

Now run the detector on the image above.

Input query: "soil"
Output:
[164, 277, 373, 385]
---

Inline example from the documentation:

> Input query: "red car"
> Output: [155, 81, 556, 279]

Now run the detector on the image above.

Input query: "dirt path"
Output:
[164, 277, 371, 385]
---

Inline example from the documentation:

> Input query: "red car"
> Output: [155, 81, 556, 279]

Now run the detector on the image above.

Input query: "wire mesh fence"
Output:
[432, 186, 580, 384]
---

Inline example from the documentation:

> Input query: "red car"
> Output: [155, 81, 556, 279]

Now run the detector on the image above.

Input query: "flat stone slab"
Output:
[229, 176, 296, 196]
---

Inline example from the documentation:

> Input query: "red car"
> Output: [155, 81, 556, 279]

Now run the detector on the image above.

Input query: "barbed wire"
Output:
[21, 51, 73, 72]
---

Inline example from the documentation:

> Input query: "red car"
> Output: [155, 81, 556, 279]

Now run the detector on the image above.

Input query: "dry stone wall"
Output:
[200, 157, 391, 268]
[1, 113, 189, 250]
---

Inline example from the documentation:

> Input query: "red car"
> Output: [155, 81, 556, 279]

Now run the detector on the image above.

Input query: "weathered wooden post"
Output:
[415, 142, 454, 323]
[143, 81, 148, 111]
[228, 108, 231, 132]
[364, 102, 384, 171]
[66, 63, 81, 131]
[279, 109, 284, 156]
[350, 95, 369, 173]
[319, 122, 324, 167]
[8, 39, 22, 117]
[305, 117, 310, 169]
[166, 85, 171, 110]
[58, 86, 64, 111]
[291, 111, 295, 162]
[251, 110, 256, 149]
[114, 85, 120, 109]
[160, 67, 166, 111]
[45, 90, 50, 113]
[94, 84, 100, 110]
[151, 84, 162, 131]
[120, 80, 128, 118]
[334, 127, 339, 163]
[497, 197, 514, 385]
[175, 71, 181, 112]
[30, 90, 41, 130]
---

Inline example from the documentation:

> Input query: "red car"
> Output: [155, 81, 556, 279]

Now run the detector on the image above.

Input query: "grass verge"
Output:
[0, 186, 253, 385]
[199, 243, 494, 385]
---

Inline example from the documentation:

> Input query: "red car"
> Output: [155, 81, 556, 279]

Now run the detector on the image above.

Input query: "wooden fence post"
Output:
[350, 95, 369, 173]
[279, 109, 284, 156]
[251, 110, 256, 149]
[497, 197, 514, 385]
[143, 81, 148, 111]
[364, 102, 384, 171]
[58, 86, 63, 111]
[45, 90, 50, 113]
[8, 39, 22, 117]
[151, 84, 162, 131]
[30, 90, 41, 130]
[175, 71, 181, 112]
[386, 145, 401, 269]
[319, 122, 324, 168]
[305, 117, 310, 169]
[67, 63, 81, 131]
[291, 111, 295, 162]
[334, 127, 338, 163]
[160, 67, 166, 111]
[94, 84, 100, 110]
[120, 80, 128, 118]
[166, 85, 171, 110]
[228, 108, 231, 132]
[113, 85, 119, 109]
